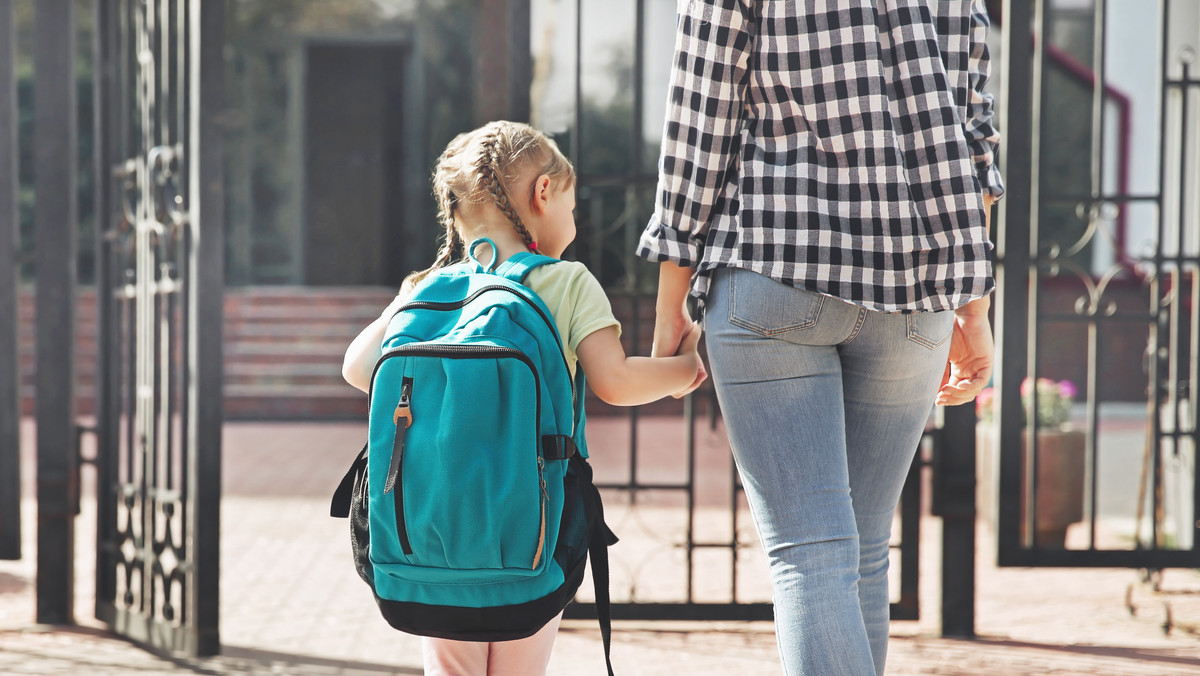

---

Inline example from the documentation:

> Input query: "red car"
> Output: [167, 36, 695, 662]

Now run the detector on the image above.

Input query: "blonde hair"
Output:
[405, 121, 575, 290]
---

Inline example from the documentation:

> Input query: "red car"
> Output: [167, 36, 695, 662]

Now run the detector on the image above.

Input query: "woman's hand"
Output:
[673, 320, 708, 397]
[936, 296, 993, 406]
[651, 261, 707, 397]
[939, 193, 997, 406]
[651, 303, 693, 358]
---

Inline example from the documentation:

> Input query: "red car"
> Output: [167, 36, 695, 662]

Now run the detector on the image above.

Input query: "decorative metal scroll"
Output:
[94, 0, 221, 654]
[996, 0, 1200, 568]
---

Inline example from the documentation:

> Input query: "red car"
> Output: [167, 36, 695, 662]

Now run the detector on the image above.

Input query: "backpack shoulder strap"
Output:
[573, 452, 618, 676]
[494, 251, 561, 284]
[572, 370, 589, 457]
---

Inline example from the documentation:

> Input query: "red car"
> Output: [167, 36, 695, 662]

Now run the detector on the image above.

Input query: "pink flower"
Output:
[977, 387, 994, 410]
[976, 387, 996, 422]
[1000, 377, 1077, 428]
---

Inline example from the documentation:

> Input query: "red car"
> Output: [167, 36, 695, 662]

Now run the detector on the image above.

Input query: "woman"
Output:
[638, 1, 1002, 674]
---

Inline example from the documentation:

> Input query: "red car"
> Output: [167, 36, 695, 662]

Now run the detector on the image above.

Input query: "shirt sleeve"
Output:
[965, 0, 1005, 201]
[562, 266, 621, 353]
[637, 0, 755, 267]
[524, 262, 621, 375]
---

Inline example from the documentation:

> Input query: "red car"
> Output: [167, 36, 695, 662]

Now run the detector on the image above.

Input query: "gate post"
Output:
[190, 0, 226, 654]
[34, 0, 78, 624]
[995, 0, 1037, 565]
[935, 403, 978, 637]
[91, 0, 119, 619]
[0, 0, 19, 562]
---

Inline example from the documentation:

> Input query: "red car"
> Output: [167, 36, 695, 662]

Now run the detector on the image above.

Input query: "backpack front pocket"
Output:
[368, 344, 547, 575]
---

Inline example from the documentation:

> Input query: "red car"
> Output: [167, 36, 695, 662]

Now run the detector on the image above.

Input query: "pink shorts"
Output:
[421, 612, 563, 676]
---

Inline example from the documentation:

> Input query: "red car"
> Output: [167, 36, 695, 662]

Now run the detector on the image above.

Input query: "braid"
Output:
[402, 229, 460, 292]
[477, 132, 540, 253]
[432, 228, 461, 268]
[403, 195, 463, 292]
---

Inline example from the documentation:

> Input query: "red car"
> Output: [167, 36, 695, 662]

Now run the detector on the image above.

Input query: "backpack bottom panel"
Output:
[371, 556, 569, 608]
[373, 547, 587, 642]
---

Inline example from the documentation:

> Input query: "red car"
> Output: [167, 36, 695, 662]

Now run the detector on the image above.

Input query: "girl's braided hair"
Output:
[404, 121, 574, 291]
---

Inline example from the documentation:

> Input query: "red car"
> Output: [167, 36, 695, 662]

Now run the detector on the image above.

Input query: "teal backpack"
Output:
[330, 239, 617, 673]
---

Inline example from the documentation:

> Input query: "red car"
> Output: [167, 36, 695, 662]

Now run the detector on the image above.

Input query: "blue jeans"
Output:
[704, 268, 953, 676]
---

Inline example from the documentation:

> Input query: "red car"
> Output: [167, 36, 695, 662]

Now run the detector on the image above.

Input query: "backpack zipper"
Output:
[533, 455, 548, 570]
[385, 284, 575, 403]
[382, 378, 413, 556]
[374, 344, 545, 566]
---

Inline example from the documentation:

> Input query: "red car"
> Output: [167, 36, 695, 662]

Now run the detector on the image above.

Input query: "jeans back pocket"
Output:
[728, 268, 825, 337]
[905, 311, 954, 350]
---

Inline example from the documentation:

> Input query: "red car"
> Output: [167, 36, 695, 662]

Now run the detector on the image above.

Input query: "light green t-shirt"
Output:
[524, 260, 621, 377]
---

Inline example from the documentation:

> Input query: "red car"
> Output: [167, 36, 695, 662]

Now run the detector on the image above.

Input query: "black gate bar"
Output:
[0, 0, 20, 562]
[34, 0, 79, 624]
[92, 0, 119, 615]
[189, 0, 225, 654]
[934, 404, 978, 636]
[994, 0, 1037, 569]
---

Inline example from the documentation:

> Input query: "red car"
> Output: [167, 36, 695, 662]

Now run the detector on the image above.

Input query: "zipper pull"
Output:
[538, 456, 548, 497]
[393, 379, 413, 429]
[384, 378, 413, 497]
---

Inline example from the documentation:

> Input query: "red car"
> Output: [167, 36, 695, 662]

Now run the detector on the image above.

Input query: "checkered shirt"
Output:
[637, 0, 1004, 314]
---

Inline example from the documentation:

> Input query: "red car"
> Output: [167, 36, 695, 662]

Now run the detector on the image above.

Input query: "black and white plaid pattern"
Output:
[638, 0, 1003, 314]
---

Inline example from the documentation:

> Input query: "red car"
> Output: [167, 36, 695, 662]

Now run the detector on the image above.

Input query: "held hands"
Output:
[652, 307, 708, 398]
[936, 296, 994, 407]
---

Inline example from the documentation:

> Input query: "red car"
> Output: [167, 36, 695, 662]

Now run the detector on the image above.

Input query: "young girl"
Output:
[342, 120, 706, 676]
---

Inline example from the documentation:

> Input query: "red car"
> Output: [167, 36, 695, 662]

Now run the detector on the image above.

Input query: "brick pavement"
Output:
[1, 419, 1199, 674]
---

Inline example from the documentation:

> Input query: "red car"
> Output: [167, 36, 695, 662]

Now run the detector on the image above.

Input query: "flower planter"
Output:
[978, 428, 1086, 549]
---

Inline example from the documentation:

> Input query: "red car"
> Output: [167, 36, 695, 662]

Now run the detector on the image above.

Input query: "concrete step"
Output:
[11, 286, 676, 420]
[223, 324, 364, 341]
[223, 383, 367, 420]
[225, 362, 345, 387]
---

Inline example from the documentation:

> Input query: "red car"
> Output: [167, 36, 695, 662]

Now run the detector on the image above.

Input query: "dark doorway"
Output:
[304, 43, 407, 287]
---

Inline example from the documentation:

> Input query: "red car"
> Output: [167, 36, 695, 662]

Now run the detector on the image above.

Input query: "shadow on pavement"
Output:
[961, 637, 1200, 667]
[0, 571, 29, 595]
[213, 645, 422, 675]
[0, 626, 422, 676]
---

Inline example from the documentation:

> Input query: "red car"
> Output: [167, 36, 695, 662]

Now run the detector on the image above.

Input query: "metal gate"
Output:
[996, 0, 1200, 567]
[93, 0, 224, 655]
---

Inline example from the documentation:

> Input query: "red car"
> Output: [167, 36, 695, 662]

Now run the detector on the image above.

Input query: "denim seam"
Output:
[838, 307, 869, 345]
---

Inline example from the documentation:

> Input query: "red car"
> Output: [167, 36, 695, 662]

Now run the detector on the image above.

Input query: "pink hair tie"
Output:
[529, 241, 539, 251]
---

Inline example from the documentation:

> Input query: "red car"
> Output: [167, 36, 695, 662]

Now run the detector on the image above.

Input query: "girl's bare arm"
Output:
[342, 294, 408, 393]
[576, 323, 703, 407]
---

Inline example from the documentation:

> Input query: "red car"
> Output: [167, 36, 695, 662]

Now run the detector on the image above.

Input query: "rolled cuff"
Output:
[636, 218, 703, 268]
[978, 161, 1005, 201]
